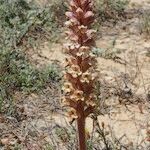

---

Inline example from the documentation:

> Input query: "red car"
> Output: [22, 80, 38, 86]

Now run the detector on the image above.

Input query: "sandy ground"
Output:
[25, 0, 150, 146]
[1, 0, 149, 149]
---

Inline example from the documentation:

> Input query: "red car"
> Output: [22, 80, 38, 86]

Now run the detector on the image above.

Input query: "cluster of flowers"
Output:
[62, 0, 97, 122]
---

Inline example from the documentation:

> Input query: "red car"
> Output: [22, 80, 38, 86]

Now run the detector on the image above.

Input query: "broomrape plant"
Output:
[62, 0, 97, 149]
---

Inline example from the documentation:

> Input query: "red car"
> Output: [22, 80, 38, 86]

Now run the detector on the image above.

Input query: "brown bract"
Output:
[63, 0, 97, 120]
[62, 1, 97, 149]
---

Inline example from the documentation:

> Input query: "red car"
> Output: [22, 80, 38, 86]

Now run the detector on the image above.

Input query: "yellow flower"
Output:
[76, 51, 84, 57]
[76, 46, 90, 58]
[68, 108, 78, 119]
[68, 65, 82, 78]
[62, 82, 74, 93]
[67, 69, 78, 78]
[78, 25, 87, 34]
[86, 29, 96, 39]
[69, 65, 77, 71]
[79, 46, 90, 51]
[86, 100, 96, 107]
[70, 90, 84, 101]
[80, 72, 91, 83]
[65, 20, 72, 27]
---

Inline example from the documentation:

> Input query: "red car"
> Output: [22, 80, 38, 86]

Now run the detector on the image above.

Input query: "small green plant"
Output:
[95, 0, 129, 22]
[140, 10, 150, 39]
[0, 0, 63, 113]
[55, 127, 71, 143]
[0, 0, 67, 47]
[54, 126, 76, 149]
[44, 144, 55, 150]
[146, 51, 150, 57]
[92, 38, 121, 60]
[93, 47, 121, 59]
[0, 47, 60, 113]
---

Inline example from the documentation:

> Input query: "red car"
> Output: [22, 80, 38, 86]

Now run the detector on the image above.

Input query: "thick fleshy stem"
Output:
[77, 109, 86, 150]
[62, 0, 97, 149]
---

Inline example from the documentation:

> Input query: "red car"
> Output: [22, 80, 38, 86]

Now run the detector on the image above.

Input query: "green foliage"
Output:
[0, 47, 60, 113]
[0, 0, 66, 47]
[87, 141, 93, 150]
[55, 126, 71, 143]
[146, 51, 150, 57]
[95, 0, 129, 22]
[92, 38, 121, 59]
[140, 10, 150, 39]
[55, 126, 76, 149]
[0, 0, 34, 46]
[0, 0, 128, 114]
[0, 0, 63, 113]
[0, 0, 129, 47]
[12, 144, 22, 150]
[44, 144, 55, 150]
[93, 47, 121, 59]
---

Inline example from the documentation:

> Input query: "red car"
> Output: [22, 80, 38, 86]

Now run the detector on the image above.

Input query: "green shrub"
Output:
[95, 0, 129, 22]
[44, 144, 55, 150]
[146, 51, 150, 57]
[0, 47, 60, 113]
[0, 0, 129, 47]
[0, 0, 35, 47]
[0, 0, 67, 47]
[0, 0, 64, 113]
[140, 10, 150, 39]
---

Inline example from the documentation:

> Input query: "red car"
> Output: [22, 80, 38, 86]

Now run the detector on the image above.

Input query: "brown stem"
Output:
[77, 107, 87, 150]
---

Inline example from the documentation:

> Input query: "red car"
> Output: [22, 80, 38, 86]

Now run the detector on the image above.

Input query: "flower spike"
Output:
[62, 0, 97, 149]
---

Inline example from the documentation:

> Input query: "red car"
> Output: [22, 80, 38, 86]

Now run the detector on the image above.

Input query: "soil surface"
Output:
[26, 0, 150, 146]
[1, 0, 150, 149]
